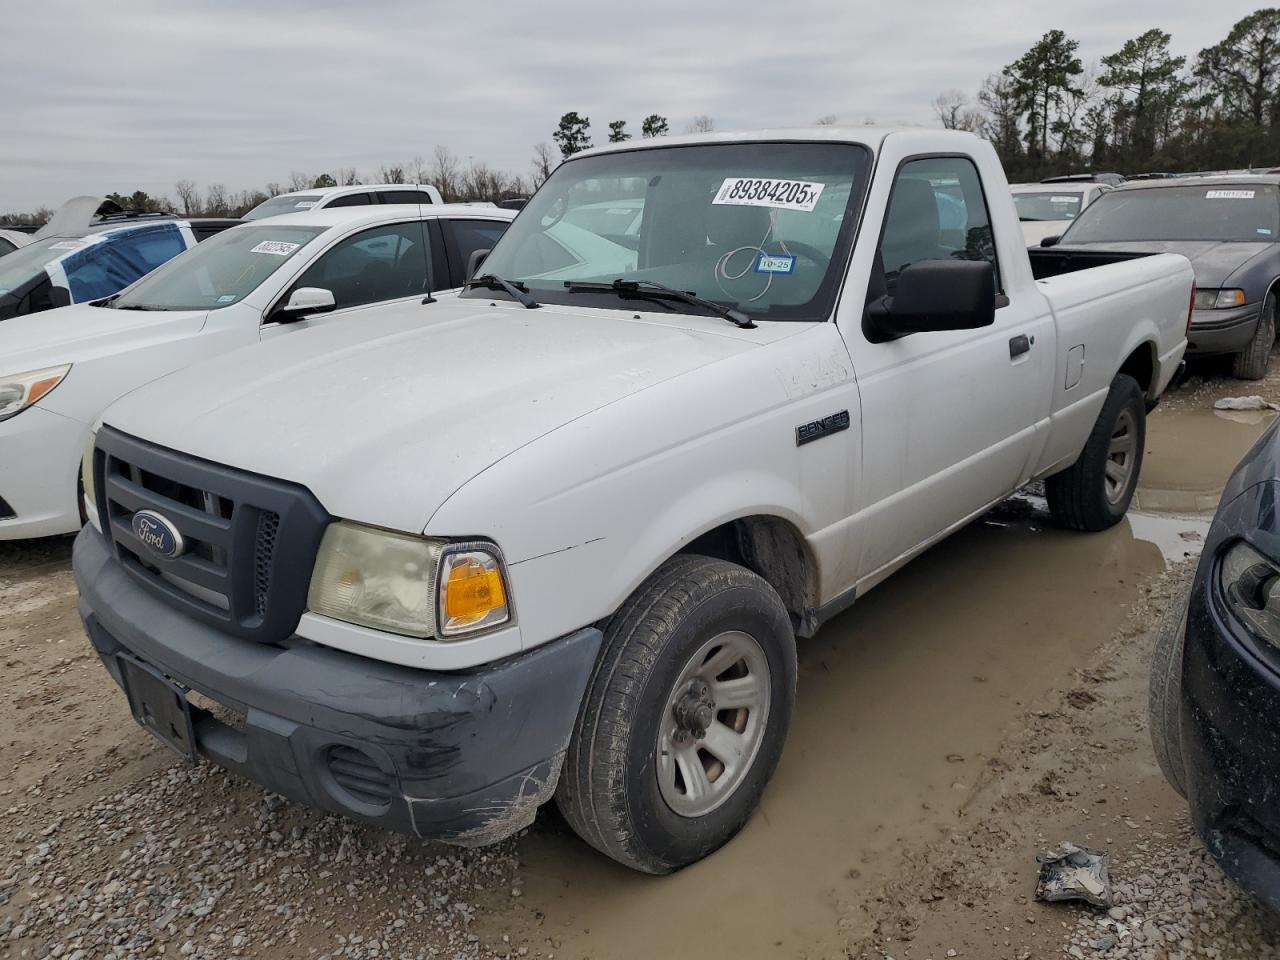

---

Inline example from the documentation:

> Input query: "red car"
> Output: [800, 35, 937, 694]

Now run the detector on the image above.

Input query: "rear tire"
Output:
[1149, 579, 1191, 797]
[1231, 293, 1276, 381]
[555, 555, 796, 874]
[1046, 374, 1146, 532]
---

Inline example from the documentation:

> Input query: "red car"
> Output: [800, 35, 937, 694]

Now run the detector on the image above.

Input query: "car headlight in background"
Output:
[0, 364, 71, 422]
[81, 428, 99, 531]
[306, 522, 511, 640]
[1194, 288, 1247, 310]
[1220, 540, 1280, 646]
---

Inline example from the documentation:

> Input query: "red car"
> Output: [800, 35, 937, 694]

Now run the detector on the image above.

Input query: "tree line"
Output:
[936, 9, 1280, 181]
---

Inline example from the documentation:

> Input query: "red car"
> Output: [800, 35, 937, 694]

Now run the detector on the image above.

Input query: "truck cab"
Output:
[73, 128, 1194, 873]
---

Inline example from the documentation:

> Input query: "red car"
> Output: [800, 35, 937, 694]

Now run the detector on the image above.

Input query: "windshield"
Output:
[1061, 184, 1280, 243]
[243, 194, 324, 221]
[0, 236, 90, 291]
[467, 141, 872, 321]
[1013, 192, 1084, 222]
[111, 224, 325, 310]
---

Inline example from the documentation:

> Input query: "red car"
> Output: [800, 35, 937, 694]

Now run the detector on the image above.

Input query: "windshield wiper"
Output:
[114, 303, 162, 311]
[465, 273, 540, 309]
[563, 279, 756, 329]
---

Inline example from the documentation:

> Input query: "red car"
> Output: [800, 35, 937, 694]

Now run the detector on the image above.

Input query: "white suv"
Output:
[0, 204, 513, 539]
[243, 183, 445, 220]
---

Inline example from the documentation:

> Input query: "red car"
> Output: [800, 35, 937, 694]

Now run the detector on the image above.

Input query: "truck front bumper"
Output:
[73, 525, 602, 845]
[1187, 304, 1262, 356]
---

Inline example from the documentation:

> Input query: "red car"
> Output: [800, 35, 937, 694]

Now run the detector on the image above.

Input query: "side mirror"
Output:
[1040, 235, 1061, 248]
[277, 286, 335, 322]
[466, 248, 491, 281]
[863, 260, 995, 342]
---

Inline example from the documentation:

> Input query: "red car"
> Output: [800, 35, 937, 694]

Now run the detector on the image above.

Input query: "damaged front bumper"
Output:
[73, 525, 601, 845]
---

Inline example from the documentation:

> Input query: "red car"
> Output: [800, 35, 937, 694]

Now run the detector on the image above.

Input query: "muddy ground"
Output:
[3, 360, 1280, 960]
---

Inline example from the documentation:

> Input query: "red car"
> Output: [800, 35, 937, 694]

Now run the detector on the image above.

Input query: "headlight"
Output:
[1220, 540, 1280, 645]
[1193, 288, 1247, 310]
[81, 428, 99, 531]
[0, 364, 71, 422]
[306, 522, 511, 640]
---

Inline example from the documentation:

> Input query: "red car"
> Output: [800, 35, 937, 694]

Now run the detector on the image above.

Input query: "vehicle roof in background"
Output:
[1113, 174, 1280, 192]
[270, 183, 442, 201]
[1011, 183, 1092, 194]
[225, 204, 515, 232]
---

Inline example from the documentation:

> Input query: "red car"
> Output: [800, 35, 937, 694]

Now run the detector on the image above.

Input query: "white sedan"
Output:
[0, 204, 513, 539]
[1011, 181, 1111, 246]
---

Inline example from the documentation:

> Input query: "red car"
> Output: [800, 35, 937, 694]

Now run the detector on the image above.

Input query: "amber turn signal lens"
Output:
[444, 558, 507, 624]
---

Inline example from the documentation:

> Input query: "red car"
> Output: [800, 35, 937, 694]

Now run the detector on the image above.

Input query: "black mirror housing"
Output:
[466, 248, 491, 281]
[863, 259, 995, 342]
[1040, 235, 1061, 248]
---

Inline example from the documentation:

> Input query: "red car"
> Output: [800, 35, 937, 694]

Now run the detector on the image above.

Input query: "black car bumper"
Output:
[1182, 479, 1280, 909]
[74, 525, 602, 845]
[1187, 304, 1262, 356]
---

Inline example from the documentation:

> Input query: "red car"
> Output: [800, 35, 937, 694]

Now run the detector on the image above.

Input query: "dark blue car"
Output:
[1048, 176, 1280, 380]
[1152, 416, 1280, 909]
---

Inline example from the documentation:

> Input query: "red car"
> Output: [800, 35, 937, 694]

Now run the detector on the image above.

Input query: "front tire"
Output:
[555, 555, 796, 874]
[1149, 579, 1191, 797]
[1232, 293, 1276, 381]
[1046, 374, 1146, 532]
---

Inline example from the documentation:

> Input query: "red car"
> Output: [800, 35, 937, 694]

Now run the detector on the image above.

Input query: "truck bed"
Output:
[1027, 247, 1155, 281]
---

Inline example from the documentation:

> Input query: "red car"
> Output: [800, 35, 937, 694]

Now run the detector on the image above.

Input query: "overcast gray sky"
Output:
[1, 1, 1268, 211]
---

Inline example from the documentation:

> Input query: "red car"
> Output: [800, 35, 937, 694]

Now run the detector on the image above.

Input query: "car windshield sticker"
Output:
[1206, 190, 1256, 199]
[48, 240, 85, 251]
[755, 254, 796, 274]
[217, 294, 237, 303]
[294, 201, 318, 209]
[250, 240, 301, 256]
[713, 178, 825, 212]
[1260, 228, 1274, 236]
[1050, 196, 1081, 204]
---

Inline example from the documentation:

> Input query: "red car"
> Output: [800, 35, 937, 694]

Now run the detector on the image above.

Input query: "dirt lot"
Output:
[3, 362, 1280, 960]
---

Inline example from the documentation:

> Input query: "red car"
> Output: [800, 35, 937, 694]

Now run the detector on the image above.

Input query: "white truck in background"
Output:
[73, 128, 1193, 874]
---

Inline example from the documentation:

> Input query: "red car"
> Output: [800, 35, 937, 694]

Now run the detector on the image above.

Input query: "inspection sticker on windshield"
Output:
[755, 254, 796, 274]
[1206, 189, 1255, 199]
[216, 294, 237, 303]
[250, 240, 300, 256]
[713, 177, 826, 212]
[294, 201, 317, 209]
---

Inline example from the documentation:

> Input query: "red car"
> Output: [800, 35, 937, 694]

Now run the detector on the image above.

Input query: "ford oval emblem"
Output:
[131, 510, 185, 559]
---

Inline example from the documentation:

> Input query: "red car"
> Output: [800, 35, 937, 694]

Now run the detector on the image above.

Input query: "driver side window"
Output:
[289, 221, 432, 311]
[877, 157, 1000, 295]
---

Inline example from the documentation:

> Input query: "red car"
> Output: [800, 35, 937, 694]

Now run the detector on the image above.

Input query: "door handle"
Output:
[1009, 334, 1032, 359]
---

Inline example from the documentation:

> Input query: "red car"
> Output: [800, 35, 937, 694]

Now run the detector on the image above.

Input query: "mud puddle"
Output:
[501, 400, 1274, 960]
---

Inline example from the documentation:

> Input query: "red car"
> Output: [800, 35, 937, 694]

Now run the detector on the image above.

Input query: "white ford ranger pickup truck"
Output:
[73, 128, 1193, 874]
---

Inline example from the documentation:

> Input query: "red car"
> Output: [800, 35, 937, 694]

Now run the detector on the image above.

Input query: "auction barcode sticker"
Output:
[1050, 195, 1081, 203]
[294, 201, 318, 208]
[1206, 190, 1255, 199]
[48, 240, 85, 251]
[713, 177, 825, 212]
[250, 240, 300, 256]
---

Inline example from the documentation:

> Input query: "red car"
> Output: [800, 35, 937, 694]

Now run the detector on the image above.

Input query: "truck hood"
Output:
[1056, 240, 1272, 288]
[100, 299, 762, 534]
[0, 302, 208, 373]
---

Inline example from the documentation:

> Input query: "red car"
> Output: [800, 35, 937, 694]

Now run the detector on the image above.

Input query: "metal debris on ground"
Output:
[1035, 843, 1113, 907]
[1214, 396, 1280, 411]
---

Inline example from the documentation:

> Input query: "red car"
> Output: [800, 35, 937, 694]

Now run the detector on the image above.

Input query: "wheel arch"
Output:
[681, 514, 822, 638]
[1117, 340, 1157, 400]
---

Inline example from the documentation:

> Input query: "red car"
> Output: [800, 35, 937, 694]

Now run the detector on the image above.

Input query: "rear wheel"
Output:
[1149, 579, 1191, 796]
[1046, 374, 1146, 532]
[1232, 293, 1276, 381]
[555, 555, 796, 874]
